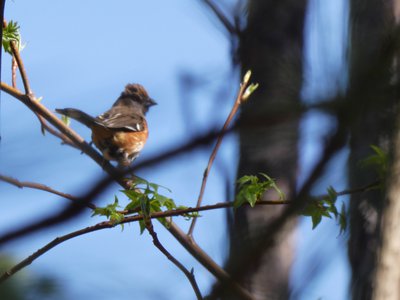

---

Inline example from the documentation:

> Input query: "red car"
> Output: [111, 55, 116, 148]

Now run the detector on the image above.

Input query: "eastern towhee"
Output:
[56, 84, 156, 167]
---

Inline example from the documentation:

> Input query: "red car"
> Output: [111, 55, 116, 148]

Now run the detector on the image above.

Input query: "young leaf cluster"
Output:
[122, 179, 172, 233]
[235, 173, 285, 208]
[91, 178, 199, 232]
[91, 196, 124, 226]
[302, 186, 347, 234]
[2, 20, 21, 54]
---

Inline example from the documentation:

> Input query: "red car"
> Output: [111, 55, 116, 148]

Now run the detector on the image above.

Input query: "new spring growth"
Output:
[243, 70, 252, 85]
[241, 70, 259, 102]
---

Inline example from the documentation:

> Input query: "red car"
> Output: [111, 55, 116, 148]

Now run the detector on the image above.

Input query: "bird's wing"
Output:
[96, 108, 145, 132]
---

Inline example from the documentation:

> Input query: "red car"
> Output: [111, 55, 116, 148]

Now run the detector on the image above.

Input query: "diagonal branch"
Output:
[202, 0, 238, 35]
[0, 82, 119, 178]
[9, 38, 31, 95]
[167, 221, 255, 300]
[0, 220, 114, 283]
[145, 219, 203, 300]
[187, 72, 253, 236]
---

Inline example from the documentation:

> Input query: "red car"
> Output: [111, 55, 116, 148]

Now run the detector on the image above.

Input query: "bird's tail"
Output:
[55, 108, 97, 128]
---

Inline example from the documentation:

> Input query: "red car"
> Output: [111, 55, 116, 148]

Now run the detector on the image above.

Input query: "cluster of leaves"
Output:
[2, 20, 22, 54]
[360, 145, 388, 181]
[235, 173, 347, 234]
[92, 178, 198, 233]
[234, 173, 285, 208]
[302, 186, 347, 234]
[300, 145, 387, 233]
[92, 196, 124, 226]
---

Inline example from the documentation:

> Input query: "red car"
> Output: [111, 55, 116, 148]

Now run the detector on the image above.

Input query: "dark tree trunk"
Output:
[348, 1, 398, 299]
[223, 1, 306, 299]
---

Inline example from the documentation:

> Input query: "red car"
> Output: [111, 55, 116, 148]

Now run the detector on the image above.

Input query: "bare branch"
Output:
[145, 219, 203, 300]
[11, 57, 17, 88]
[188, 72, 252, 236]
[34, 113, 78, 148]
[9, 38, 31, 95]
[167, 222, 255, 300]
[0, 174, 96, 209]
[201, 0, 238, 35]
[0, 221, 113, 283]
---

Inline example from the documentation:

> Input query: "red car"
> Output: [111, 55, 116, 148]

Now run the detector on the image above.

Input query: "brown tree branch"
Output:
[0, 174, 96, 209]
[11, 57, 17, 88]
[145, 219, 203, 300]
[0, 82, 119, 178]
[34, 113, 78, 149]
[9, 39, 31, 95]
[188, 71, 253, 236]
[0, 220, 113, 283]
[167, 221, 255, 300]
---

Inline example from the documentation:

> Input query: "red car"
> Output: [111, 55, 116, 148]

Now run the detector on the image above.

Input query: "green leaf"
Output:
[91, 196, 123, 226]
[302, 199, 330, 229]
[235, 173, 285, 208]
[237, 175, 255, 187]
[124, 198, 141, 211]
[339, 202, 347, 235]
[260, 173, 286, 200]
[138, 220, 146, 234]
[326, 186, 338, 204]
[2, 20, 22, 54]
[311, 214, 322, 229]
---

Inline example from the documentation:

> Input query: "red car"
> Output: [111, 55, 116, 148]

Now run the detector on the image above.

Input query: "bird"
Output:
[56, 83, 156, 167]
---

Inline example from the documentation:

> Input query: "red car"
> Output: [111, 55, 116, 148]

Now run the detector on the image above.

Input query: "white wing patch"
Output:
[124, 123, 141, 131]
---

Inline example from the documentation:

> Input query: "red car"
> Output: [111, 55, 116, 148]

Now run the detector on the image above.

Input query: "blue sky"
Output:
[0, 1, 349, 299]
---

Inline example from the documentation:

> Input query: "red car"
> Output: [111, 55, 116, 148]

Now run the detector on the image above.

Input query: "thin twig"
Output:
[34, 113, 78, 148]
[167, 221, 255, 300]
[188, 75, 250, 236]
[202, 0, 238, 35]
[0, 221, 113, 283]
[0, 174, 96, 209]
[11, 57, 17, 88]
[145, 219, 203, 300]
[336, 180, 380, 196]
[9, 40, 31, 95]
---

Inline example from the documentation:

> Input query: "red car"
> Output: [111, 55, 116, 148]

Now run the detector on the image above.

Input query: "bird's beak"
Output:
[148, 98, 157, 106]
